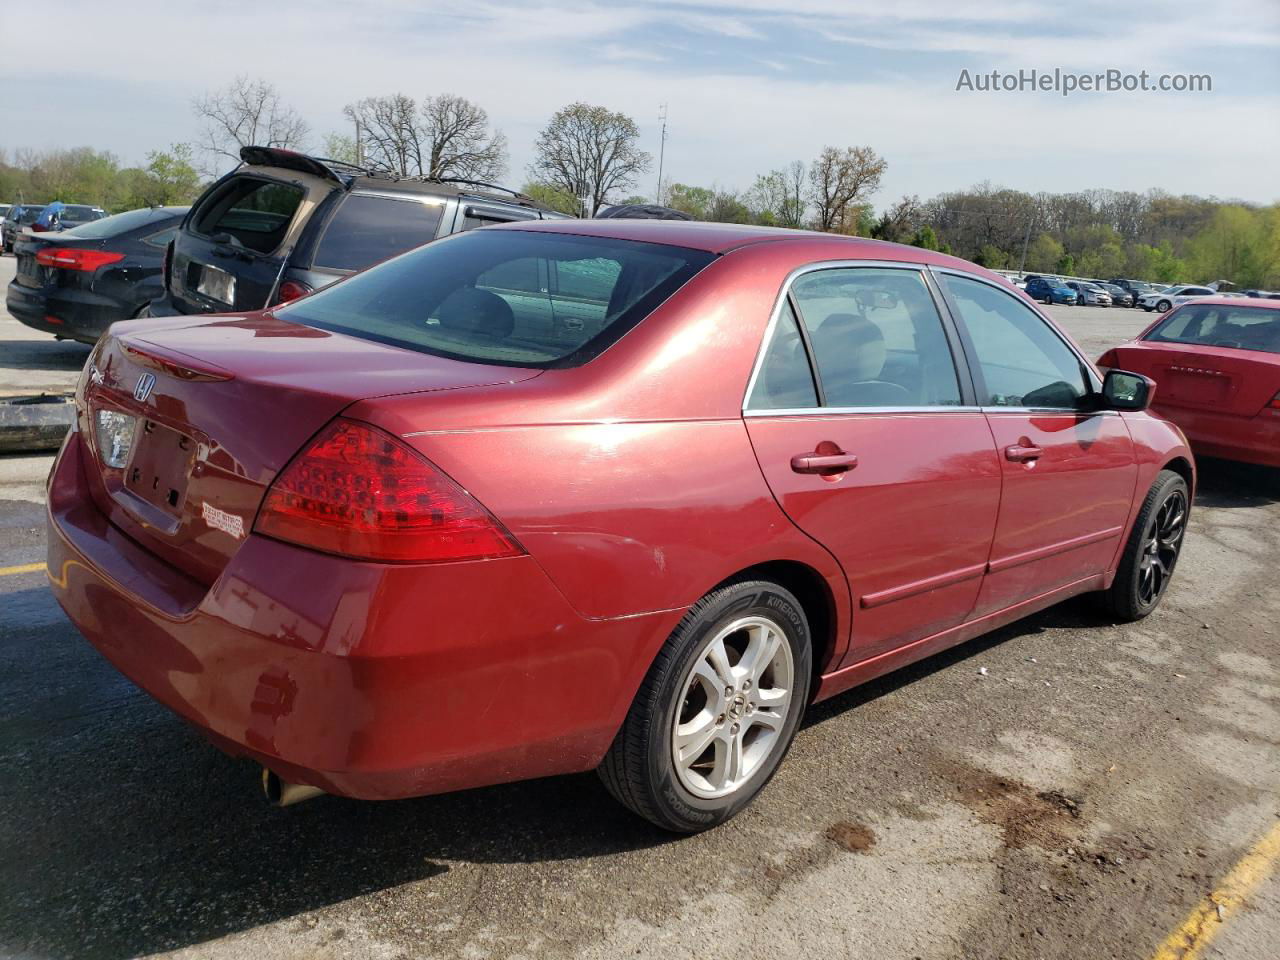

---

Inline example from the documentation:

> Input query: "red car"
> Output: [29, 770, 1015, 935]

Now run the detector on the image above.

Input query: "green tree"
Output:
[1024, 233, 1064, 273]
[665, 183, 714, 220]
[911, 225, 941, 251]
[520, 181, 580, 216]
[976, 244, 1009, 268]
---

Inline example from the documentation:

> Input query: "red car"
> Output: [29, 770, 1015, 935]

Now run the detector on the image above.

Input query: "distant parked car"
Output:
[2, 203, 47, 254]
[1139, 284, 1215, 312]
[32, 201, 107, 233]
[6, 206, 188, 344]
[1095, 282, 1134, 307]
[1099, 298, 1280, 468]
[148, 146, 570, 317]
[1024, 275, 1079, 305]
[1109, 279, 1160, 306]
[1067, 281, 1112, 306]
[1244, 289, 1280, 300]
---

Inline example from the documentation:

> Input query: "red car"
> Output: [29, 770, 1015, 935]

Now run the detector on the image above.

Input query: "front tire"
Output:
[1158, 299, 1172, 312]
[1099, 470, 1189, 621]
[598, 579, 812, 833]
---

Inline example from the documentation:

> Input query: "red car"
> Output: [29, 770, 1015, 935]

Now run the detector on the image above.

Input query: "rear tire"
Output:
[1098, 470, 1189, 622]
[598, 579, 812, 833]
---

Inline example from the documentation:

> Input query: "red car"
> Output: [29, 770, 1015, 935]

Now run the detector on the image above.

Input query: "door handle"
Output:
[1005, 443, 1043, 463]
[791, 452, 859, 474]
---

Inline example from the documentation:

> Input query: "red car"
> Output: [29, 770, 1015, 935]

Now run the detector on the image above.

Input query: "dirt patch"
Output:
[825, 821, 877, 853]
[938, 762, 1085, 850]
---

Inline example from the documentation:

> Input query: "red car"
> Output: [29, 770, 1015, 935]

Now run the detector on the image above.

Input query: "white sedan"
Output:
[1140, 284, 1216, 312]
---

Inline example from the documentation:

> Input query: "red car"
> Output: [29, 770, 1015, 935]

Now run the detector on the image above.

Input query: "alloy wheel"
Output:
[1138, 489, 1187, 606]
[671, 616, 794, 800]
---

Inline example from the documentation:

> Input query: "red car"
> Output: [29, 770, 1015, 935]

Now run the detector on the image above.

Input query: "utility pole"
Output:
[1018, 213, 1035, 274]
[353, 117, 363, 166]
[656, 103, 668, 204]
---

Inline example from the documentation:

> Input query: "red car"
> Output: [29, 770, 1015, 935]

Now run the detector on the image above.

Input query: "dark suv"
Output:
[149, 147, 570, 316]
[2, 203, 47, 254]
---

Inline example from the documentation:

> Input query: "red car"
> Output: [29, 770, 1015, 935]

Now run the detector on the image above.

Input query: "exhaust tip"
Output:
[262, 768, 325, 807]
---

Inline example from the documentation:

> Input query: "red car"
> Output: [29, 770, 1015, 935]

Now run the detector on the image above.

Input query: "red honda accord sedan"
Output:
[47, 220, 1194, 832]
[1099, 297, 1280, 468]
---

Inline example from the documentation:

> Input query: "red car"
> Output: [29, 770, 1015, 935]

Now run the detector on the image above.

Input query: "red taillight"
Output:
[35, 248, 125, 271]
[254, 418, 524, 563]
[1268, 392, 1280, 410]
[272, 279, 313, 305]
[31, 223, 48, 233]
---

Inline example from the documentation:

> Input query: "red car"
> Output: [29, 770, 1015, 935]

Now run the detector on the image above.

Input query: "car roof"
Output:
[490, 218, 1003, 272]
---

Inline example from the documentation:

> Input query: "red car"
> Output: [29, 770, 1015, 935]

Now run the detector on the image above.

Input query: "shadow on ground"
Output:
[0, 579, 1120, 960]
[1192, 456, 1280, 508]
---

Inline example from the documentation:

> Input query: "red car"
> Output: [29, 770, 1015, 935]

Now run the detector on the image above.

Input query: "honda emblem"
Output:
[133, 373, 156, 402]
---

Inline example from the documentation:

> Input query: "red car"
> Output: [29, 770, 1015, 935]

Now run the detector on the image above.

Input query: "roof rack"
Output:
[428, 178, 534, 202]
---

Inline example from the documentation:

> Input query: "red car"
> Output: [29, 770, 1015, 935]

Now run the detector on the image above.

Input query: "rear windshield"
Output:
[192, 176, 305, 255]
[280, 230, 715, 367]
[63, 207, 184, 239]
[15, 207, 44, 224]
[1146, 304, 1280, 355]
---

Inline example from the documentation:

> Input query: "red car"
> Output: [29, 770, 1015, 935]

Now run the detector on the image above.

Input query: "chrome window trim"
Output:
[745, 405, 982, 417]
[982, 406, 1120, 417]
[929, 265, 1105, 395]
[741, 258, 962, 415]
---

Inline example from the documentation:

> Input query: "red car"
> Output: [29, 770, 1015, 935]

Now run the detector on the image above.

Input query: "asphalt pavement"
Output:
[0, 259, 1276, 960]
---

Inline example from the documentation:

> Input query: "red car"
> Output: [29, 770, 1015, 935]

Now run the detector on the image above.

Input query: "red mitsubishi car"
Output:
[47, 220, 1193, 832]
[1099, 297, 1280, 468]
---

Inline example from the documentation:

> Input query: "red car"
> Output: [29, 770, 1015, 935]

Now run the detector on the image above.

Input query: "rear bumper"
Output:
[6, 279, 124, 343]
[47, 431, 678, 800]
[1152, 403, 1280, 468]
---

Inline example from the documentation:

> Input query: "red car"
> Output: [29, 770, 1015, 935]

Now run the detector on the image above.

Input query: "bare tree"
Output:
[808, 146, 887, 233]
[192, 76, 308, 174]
[344, 94, 423, 176]
[421, 94, 507, 180]
[747, 161, 807, 228]
[529, 103, 651, 215]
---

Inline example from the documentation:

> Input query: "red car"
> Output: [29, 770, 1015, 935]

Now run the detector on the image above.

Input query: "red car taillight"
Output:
[1268, 391, 1280, 410]
[36, 248, 125, 271]
[272, 279, 312, 305]
[254, 418, 524, 563]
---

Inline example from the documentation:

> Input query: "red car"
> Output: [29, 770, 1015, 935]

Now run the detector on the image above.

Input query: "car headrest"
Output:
[436, 287, 515, 340]
[816, 312, 887, 382]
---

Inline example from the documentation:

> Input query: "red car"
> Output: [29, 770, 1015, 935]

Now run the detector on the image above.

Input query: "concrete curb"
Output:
[0, 395, 75, 454]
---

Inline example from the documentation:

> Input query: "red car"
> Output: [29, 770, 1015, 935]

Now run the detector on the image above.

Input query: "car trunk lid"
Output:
[1109, 341, 1280, 416]
[82, 312, 540, 584]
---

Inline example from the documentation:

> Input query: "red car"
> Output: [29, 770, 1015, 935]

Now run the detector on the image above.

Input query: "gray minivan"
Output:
[148, 146, 570, 316]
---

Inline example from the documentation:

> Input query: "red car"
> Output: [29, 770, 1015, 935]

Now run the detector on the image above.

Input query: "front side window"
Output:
[281, 230, 713, 367]
[1146, 304, 1280, 355]
[788, 267, 962, 408]
[941, 273, 1090, 409]
[313, 194, 444, 271]
[192, 176, 305, 255]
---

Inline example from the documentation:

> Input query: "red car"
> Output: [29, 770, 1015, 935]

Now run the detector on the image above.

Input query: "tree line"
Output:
[2, 75, 1275, 288]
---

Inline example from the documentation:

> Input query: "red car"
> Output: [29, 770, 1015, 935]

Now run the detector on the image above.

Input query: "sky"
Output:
[2, 0, 1278, 208]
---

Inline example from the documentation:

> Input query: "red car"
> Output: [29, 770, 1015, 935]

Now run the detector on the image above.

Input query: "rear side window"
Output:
[460, 205, 536, 232]
[192, 177, 305, 255]
[746, 301, 818, 410]
[312, 194, 445, 271]
[1146, 304, 1280, 355]
[941, 273, 1089, 409]
[788, 267, 962, 408]
[281, 230, 714, 368]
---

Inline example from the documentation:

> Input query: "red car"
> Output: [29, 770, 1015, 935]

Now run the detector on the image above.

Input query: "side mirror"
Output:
[1101, 369, 1156, 411]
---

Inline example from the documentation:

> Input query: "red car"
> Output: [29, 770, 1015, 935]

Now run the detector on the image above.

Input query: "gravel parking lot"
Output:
[0, 253, 1277, 960]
